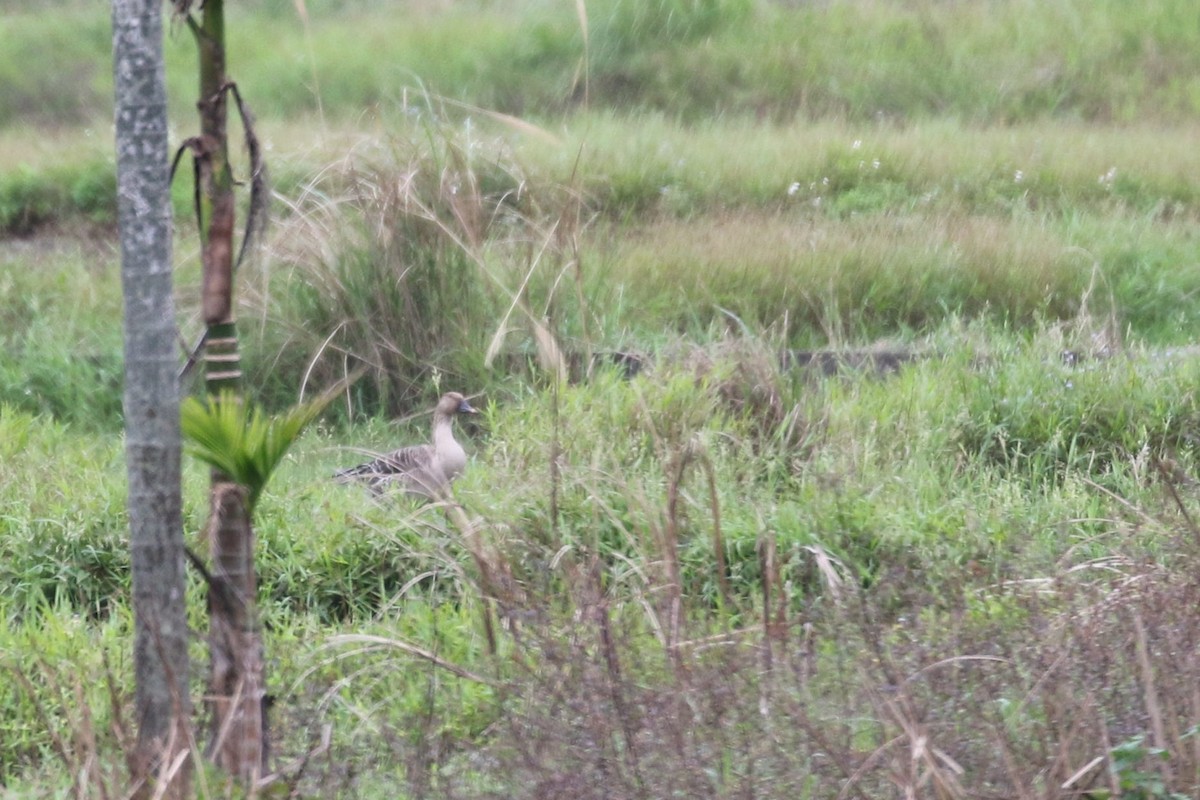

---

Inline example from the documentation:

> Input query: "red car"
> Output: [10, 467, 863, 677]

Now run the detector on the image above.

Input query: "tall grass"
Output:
[240, 113, 587, 416]
[6, 112, 1198, 429]
[13, 113, 1200, 232]
[525, 114, 1200, 218]
[6, 0, 1200, 793]
[0, 240, 124, 427]
[5, 0, 1200, 127]
[0, 602, 135, 789]
[6, 321, 1200, 792]
[287, 334, 1200, 796]
[223, 113, 1200, 418]
[0, 403, 471, 624]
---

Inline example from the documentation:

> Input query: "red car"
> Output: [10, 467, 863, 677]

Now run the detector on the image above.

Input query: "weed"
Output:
[243, 112, 584, 417]
[958, 344, 1200, 478]
[6, 1, 1200, 791]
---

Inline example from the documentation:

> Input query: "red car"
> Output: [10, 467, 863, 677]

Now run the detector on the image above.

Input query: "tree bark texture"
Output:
[191, 0, 266, 778]
[205, 482, 267, 778]
[111, 0, 192, 796]
[196, 0, 237, 332]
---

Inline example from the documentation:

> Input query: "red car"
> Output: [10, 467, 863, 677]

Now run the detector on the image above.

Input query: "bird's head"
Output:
[437, 391, 478, 417]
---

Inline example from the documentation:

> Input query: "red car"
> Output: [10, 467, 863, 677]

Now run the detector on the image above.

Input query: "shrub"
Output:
[245, 115, 584, 418]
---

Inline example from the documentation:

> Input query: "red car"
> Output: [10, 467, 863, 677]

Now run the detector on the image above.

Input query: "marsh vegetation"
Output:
[4, 0, 1200, 796]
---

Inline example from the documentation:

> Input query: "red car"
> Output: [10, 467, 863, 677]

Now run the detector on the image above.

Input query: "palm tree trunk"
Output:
[190, 0, 268, 778]
[112, 0, 191, 795]
[204, 482, 266, 776]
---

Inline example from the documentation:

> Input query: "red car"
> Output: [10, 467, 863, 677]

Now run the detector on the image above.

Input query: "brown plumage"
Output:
[335, 392, 478, 498]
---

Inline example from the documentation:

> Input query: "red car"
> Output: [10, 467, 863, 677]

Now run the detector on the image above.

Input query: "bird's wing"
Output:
[336, 443, 436, 480]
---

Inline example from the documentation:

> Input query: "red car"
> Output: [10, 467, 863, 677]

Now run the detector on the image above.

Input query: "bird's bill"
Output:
[458, 398, 479, 414]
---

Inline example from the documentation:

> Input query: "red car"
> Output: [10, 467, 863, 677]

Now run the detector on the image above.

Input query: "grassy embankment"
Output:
[4, 0, 1200, 796]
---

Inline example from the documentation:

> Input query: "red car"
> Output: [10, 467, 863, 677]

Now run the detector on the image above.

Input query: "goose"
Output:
[335, 392, 478, 498]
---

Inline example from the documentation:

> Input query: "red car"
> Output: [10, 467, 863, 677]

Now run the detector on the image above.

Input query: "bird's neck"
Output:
[431, 414, 457, 449]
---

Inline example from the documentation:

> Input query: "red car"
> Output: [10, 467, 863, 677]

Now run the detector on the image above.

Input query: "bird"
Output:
[335, 392, 478, 499]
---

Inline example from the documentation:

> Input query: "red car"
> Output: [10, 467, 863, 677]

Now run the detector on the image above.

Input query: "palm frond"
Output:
[181, 370, 363, 511]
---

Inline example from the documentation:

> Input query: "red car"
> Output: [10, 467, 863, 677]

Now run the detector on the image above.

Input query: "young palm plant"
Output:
[170, 0, 268, 781]
[179, 377, 352, 784]
[181, 390, 329, 514]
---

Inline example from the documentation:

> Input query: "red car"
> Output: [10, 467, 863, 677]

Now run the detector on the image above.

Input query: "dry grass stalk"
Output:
[321, 634, 493, 685]
[257, 117, 582, 414]
[6, 657, 164, 799]
[1132, 609, 1172, 786]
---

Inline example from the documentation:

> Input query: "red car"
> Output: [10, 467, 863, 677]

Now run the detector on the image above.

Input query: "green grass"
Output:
[4, 328, 1200, 793]
[222, 114, 1200, 416]
[0, 321, 1186, 611]
[0, 240, 124, 426]
[6, 0, 1200, 794]
[539, 115, 1200, 216]
[9, 115, 1200, 353]
[6, 0, 1200, 125]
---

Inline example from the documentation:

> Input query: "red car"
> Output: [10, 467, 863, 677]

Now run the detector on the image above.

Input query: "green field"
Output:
[4, 0, 1200, 796]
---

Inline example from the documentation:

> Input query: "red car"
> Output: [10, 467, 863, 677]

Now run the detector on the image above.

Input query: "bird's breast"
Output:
[439, 440, 468, 480]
